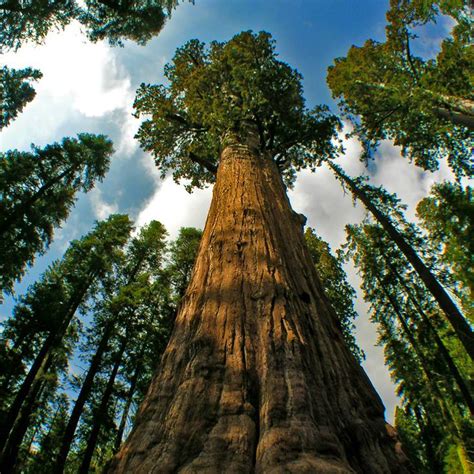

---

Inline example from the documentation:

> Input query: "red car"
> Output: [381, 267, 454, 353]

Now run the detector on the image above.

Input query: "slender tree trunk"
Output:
[382, 257, 474, 414]
[327, 161, 474, 361]
[375, 277, 445, 406]
[411, 404, 443, 474]
[434, 107, 474, 130]
[376, 278, 470, 466]
[109, 140, 409, 473]
[54, 321, 114, 473]
[433, 94, 474, 131]
[54, 258, 147, 472]
[79, 337, 127, 474]
[113, 351, 142, 453]
[0, 277, 93, 458]
[0, 361, 51, 473]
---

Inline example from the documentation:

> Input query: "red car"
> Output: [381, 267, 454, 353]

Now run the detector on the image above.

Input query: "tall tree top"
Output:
[134, 31, 340, 189]
[0, 66, 42, 130]
[326, 0, 473, 178]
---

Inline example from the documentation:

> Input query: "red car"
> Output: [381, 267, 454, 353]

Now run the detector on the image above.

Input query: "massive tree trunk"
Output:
[109, 139, 408, 473]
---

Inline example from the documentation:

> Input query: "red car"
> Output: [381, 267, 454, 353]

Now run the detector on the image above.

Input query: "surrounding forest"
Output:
[0, 0, 472, 473]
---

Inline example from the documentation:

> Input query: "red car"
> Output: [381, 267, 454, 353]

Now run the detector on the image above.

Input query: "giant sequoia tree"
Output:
[326, 0, 473, 178]
[109, 31, 409, 472]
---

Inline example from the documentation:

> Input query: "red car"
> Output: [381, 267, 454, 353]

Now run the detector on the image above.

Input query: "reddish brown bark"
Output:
[109, 140, 409, 473]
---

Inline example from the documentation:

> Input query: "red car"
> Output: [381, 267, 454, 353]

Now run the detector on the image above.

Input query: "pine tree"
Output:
[326, 161, 473, 360]
[304, 227, 364, 361]
[417, 182, 473, 318]
[0, 65, 42, 130]
[0, 214, 132, 473]
[0, 133, 113, 296]
[69, 226, 202, 472]
[343, 222, 473, 472]
[167, 227, 203, 300]
[26, 394, 70, 474]
[54, 220, 168, 473]
[108, 31, 409, 472]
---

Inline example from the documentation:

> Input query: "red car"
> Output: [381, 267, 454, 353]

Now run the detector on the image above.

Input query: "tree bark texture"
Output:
[109, 142, 409, 473]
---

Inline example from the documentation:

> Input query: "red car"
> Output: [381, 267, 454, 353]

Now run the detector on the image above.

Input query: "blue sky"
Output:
[0, 0, 456, 422]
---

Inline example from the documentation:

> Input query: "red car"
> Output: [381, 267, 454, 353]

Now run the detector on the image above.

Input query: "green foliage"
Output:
[134, 31, 340, 190]
[0, 215, 132, 471]
[167, 227, 202, 298]
[0, 0, 75, 52]
[304, 228, 364, 362]
[0, 0, 178, 51]
[21, 394, 69, 473]
[327, 0, 473, 177]
[0, 66, 42, 130]
[343, 222, 473, 471]
[1, 222, 202, 471]
[0, 133, 113, 296]
[417, 182, 473, 317]
[394, 406, 433, 472]
[79, 0, 176, 46]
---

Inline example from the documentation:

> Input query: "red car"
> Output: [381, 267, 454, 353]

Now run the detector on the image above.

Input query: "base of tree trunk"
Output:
[109, 143, 409, 473]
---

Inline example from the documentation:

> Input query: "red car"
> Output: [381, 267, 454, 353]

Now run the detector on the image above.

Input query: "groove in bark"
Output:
[108, 141, 409, 473]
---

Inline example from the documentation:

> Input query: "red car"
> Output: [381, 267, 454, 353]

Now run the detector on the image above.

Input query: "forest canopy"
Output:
[1, 0, 472, 472]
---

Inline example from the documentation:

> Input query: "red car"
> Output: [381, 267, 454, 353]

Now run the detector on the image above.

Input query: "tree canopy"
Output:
[343, 222, 473, 472]
[304, 228, 364, 362]
[0, 66, 42, 130]
[417, 182, 473, 317]
[0, 222, 202, 472]
[0, 133, 113, 296]
[0, 0, 178, 52]
[327, 0, 473, 177]
[134, 30, 340, 189]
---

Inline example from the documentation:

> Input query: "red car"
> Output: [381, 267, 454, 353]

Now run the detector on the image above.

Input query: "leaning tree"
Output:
[109, 31, 409, 473]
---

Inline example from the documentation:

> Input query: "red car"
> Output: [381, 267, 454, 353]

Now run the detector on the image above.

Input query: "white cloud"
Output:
[89, 187, 119, 220]
[136, 176, 212, 238]
[369, 140, 456, 222]
[0, 22, 135, 150]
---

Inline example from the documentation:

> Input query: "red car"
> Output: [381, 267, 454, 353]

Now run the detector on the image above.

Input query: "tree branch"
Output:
[165, 113, 207, 132]
[404, 30, 420, 83]
[189, 152, 217, 174]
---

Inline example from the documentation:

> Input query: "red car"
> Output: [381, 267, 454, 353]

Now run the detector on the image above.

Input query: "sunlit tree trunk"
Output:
[109, 139, 409, 473]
